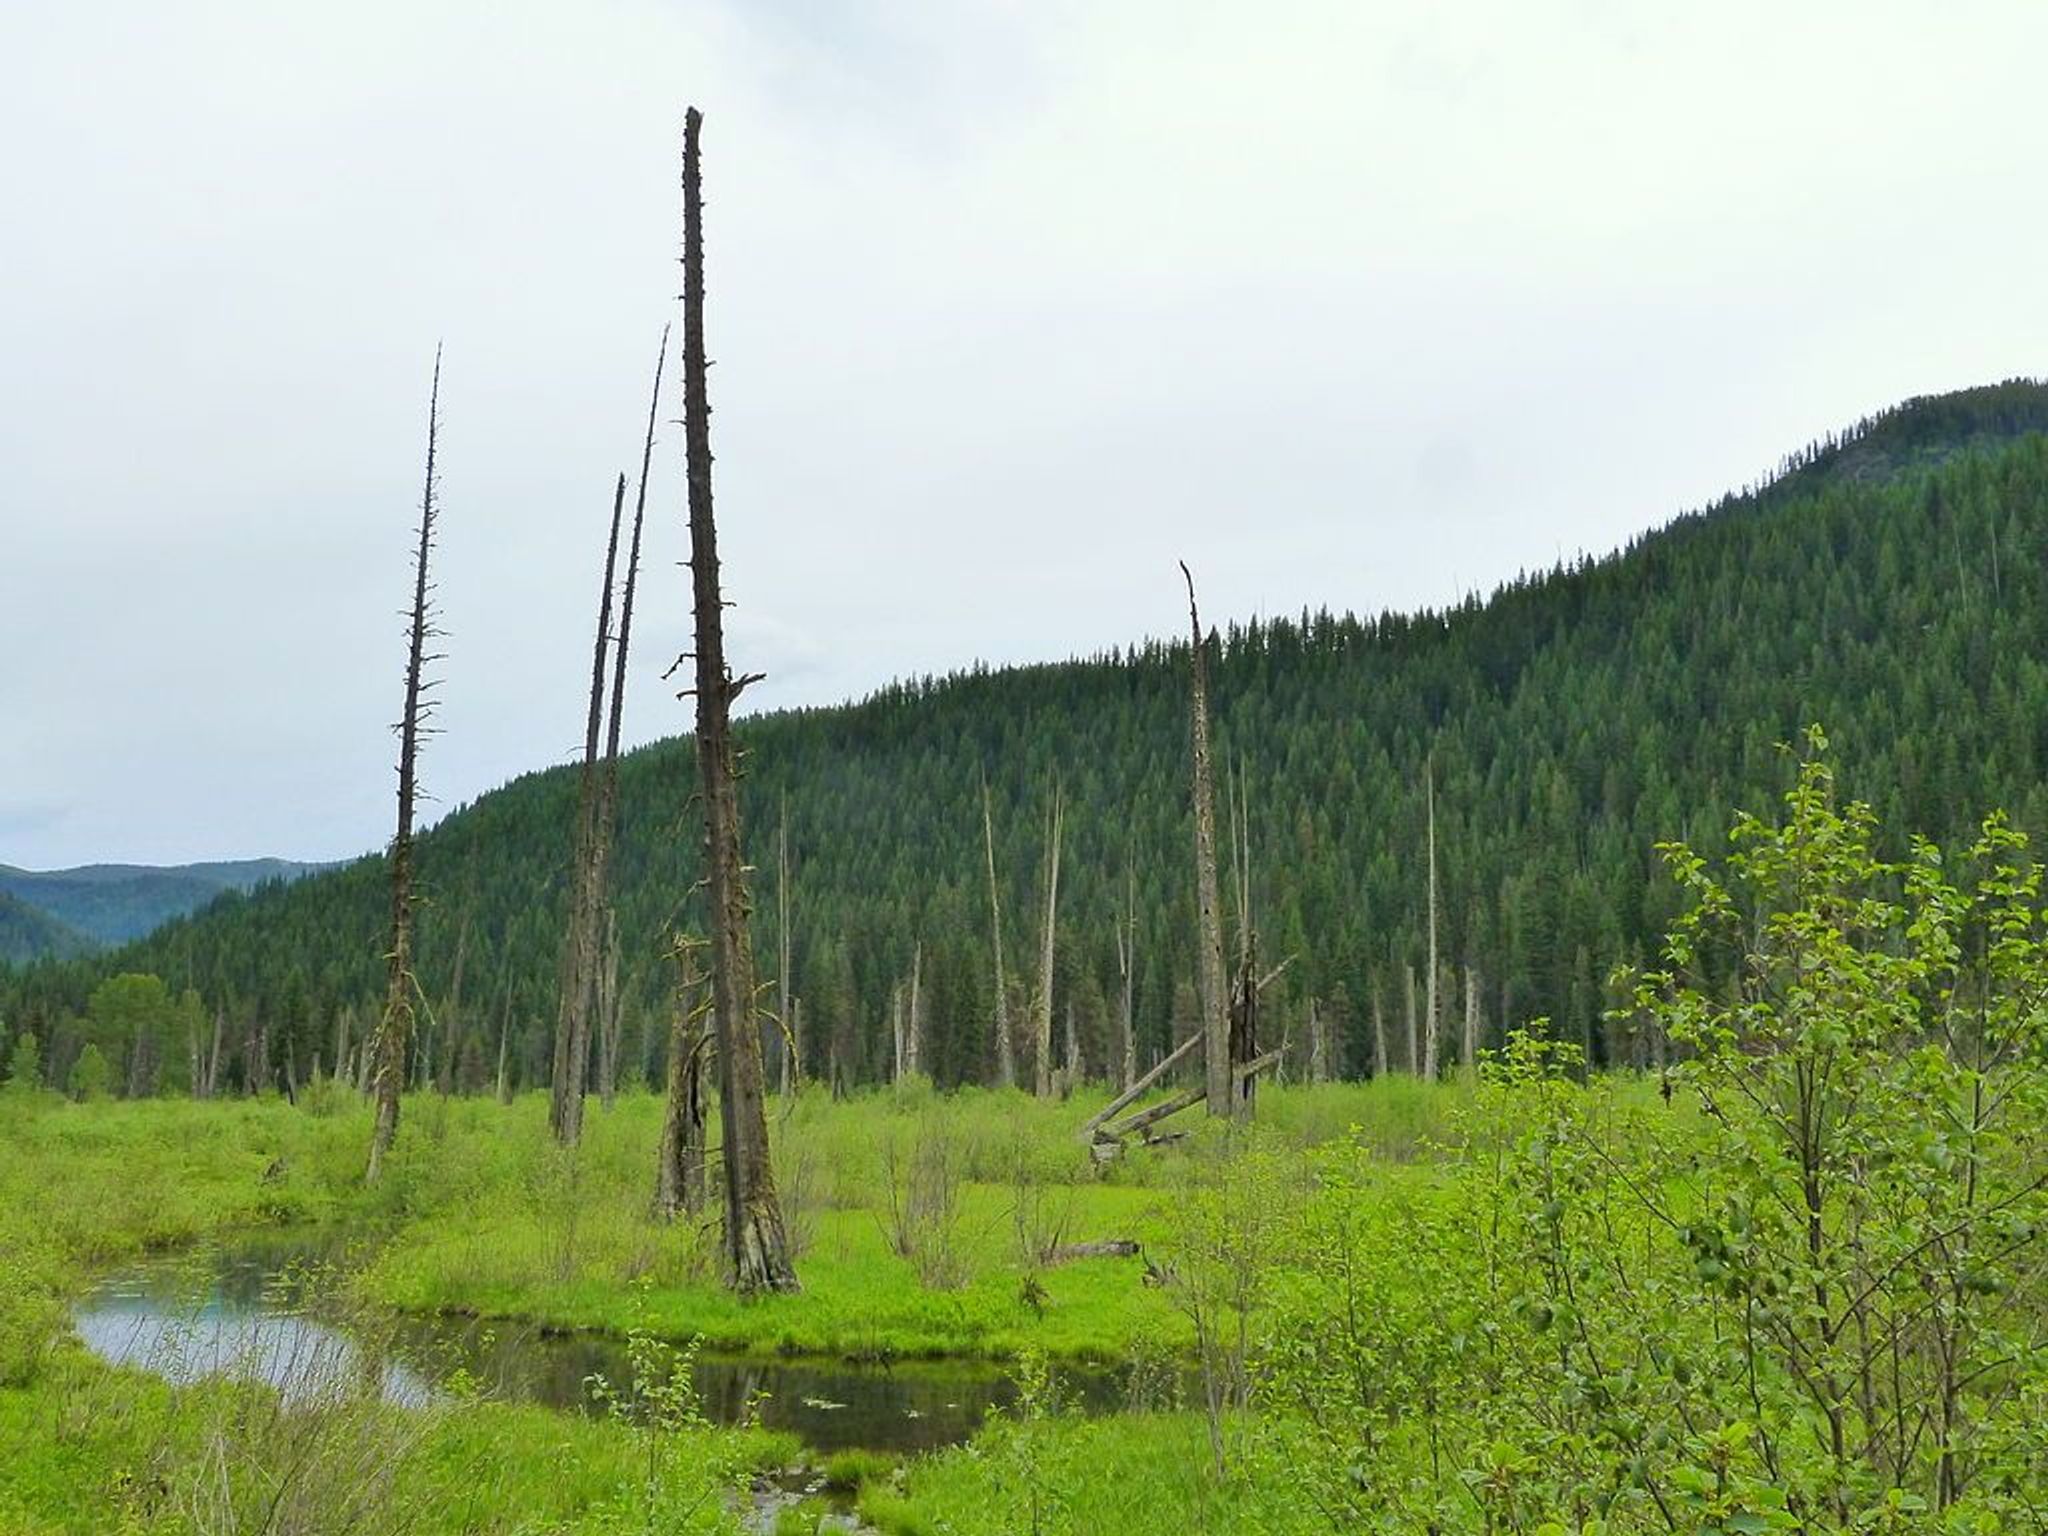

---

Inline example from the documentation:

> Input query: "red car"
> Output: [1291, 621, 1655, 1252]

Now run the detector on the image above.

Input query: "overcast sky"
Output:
[4, 2, 2045, 869]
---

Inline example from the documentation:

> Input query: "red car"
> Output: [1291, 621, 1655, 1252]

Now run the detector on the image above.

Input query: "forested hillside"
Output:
[0, 891, 91, 967]
[7, 381, 2048, 1098]
[0, 858, 325, 951]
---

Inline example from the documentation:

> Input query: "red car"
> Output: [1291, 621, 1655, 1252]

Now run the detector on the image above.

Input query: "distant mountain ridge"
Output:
[0, 858, 329, 952]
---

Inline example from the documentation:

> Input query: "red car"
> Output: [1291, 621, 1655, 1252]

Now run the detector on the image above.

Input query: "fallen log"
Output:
[1094, 1047, 1286, 1148]
[1096, 1084, 1205, 1144]
[1079, 1032, 1201, 1142]
[1041, 1239, 1141, 1266]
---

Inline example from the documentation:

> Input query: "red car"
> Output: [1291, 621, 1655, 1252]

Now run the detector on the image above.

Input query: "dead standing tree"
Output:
[1032, 776, 1063, 1097]
[593, 326, 670, 1109]
[1114, 854, 1138, 1091]
[1422, 754, 1440, 1080]
[676, 106, 798, 1293]
[367, 346, 444, 1185]
[1084, 568, 1286, 1157]
[1182, 563, 1234, 1119]
[549, 473, 627, 1147]
[981, 769, 1016, 1088]
[774, 798, 799, 1095]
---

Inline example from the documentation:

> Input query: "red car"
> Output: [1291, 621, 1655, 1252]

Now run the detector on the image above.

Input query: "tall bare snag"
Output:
[367, 346, 444, 1184]
[1181, 563, 1233, 1118]
[679, 106, 797, 1292]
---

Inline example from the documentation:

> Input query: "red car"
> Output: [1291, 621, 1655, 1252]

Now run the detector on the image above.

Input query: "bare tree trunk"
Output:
[905, 940, 922, 1079]
[981, 770, 1015, 1089]
[596, 908, 621, 1106]
[368, 347, 443, 1185]
[1180, 563, 1232, 1119]
[551, 472, 627, 1147]
[1307, 997, 1326, 1082]
[1033, 777, 1063, 1097]
[1226, 758, 1259, 1115]
[1372, 987, 1389, 1079]
[680, 108, 797, 1293]
[656, 939, 709, 1221]
[890, 985, 905, 1083]
[1403, 963, 1418, 1075]
[1462, 964, 1480, 1071]
[331, 1008, 350, 1100]
[1116, 856, 1137, 1091]
[775, 798, 797, 1096]
[1228, 931, 1260, 1116]
[206, 1008, 224, 1099]
[1063, 997, 1081, 1089]
[593, 326, 668, 1116]
[1422, 758, 1439, 1081]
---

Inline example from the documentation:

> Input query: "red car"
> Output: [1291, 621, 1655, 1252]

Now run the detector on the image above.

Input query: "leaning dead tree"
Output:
[593, 326, 669, 1109]
[676, 106, 798, 1293]
[367, 346, 444, 1184]
[549, 473, 627, 1147]
[1032, 776, 1064, 1097]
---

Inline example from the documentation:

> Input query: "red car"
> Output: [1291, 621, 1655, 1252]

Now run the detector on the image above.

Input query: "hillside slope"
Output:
[8, 381, 2048, 1094]
[0, 858, 326, 950]
[0, 891, 92, 968]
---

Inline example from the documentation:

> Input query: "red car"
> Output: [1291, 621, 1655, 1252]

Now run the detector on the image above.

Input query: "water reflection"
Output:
[74, 1238, 1133, 1455]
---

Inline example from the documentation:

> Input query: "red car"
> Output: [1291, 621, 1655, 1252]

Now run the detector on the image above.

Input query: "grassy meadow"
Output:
[0, 1075, 1465, 1535]
[10, 767, 2048, 1534]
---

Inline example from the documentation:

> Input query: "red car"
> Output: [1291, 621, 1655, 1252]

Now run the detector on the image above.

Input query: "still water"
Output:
[75, 1235, 1133, 1456]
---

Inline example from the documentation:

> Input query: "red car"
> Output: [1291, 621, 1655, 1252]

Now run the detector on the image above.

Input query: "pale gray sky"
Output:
[4, 1, 2044, 867]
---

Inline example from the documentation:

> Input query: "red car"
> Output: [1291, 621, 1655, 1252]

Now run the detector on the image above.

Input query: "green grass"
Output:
[3, 1077, 1470, 1365]
[0, 1076, 1475, 1534]
[857, 1411, 1315, 1536]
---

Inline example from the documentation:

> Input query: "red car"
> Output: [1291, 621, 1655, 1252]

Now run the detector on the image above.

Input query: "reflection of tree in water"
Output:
[80, 1242, 1137, 1455]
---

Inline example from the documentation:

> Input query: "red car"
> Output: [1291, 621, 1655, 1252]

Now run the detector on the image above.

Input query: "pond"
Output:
[74, 1235, 1139, 1457]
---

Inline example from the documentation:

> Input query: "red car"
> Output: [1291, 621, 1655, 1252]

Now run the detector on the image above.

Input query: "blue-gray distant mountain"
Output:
[0, 859, 329, 950]
[0, 890, 95, 966]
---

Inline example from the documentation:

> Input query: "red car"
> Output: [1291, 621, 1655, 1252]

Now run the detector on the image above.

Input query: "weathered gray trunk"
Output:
[1116, 858, 1137, 1091]
[775, 800, 797, 1095]
[592, 327, 668, 1115]
[1422, 760, 1439, 1080]
[655, 941, 709, 1221]
[550, 473, 627, 1147]
[1403, 963, 1418, 1075]
[981, 771, 1015, 1089]
[1461, 964, 1480, 1071]
[596, 909, 621, 1106]
[367, 347, 442, 1185]
[1180, 564, 1232, 1118]
[680, 107, 797, 1293]
[905, 941, 922, 1079]
[1033, 779, 1063, 1097]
